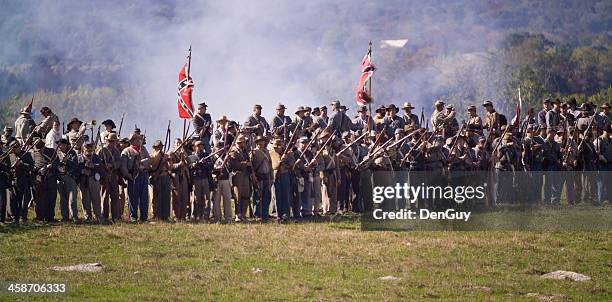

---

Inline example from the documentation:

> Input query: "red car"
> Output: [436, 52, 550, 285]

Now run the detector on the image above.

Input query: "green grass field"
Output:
[0, 209, 610, 301]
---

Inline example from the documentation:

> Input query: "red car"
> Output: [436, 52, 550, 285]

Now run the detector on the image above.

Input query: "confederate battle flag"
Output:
[356, 44, 376, 106]
[177, 49, 194, 119]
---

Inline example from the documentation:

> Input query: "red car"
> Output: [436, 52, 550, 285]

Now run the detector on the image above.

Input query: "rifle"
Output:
[307, 130, 337, 166]
[283, 120, 303, 156]
[577, 115, 596, 152]
[401, 129, 429, 163]
[93, 125, 101, 150]
[163, 120, 171, 153]
[420, 107, 425, 128]
[368, 124, 387, 156]
[336, 132, 367, 156]
[33, 120, 95, 206]
[295, 129, 322, 162]
[447, 122, 467, 160]
[118, 112, 125, 137]
[489, 125, 511, 165]
[357, 133, 412, 169]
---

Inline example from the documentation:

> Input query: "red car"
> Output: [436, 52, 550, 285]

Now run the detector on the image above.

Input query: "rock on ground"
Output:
[51, 263, 104, 273]
[540, 270, 591, 282]
[379, 275, 402, 281]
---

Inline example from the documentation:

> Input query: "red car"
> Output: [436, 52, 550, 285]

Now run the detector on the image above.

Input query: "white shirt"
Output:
[45, 128, 62, 149]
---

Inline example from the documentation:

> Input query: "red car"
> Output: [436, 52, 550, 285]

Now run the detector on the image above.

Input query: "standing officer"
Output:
[192, 102, 213, 153]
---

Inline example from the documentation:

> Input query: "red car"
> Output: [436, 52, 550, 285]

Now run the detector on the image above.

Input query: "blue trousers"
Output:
[274, 172, 291, 218]
[255, 177, 272, 219]
[127, 171, 149, 221]
[300, 176, 312, 217]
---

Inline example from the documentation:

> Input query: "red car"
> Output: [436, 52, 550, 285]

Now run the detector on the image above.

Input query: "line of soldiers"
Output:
[1, 98, 610, 224]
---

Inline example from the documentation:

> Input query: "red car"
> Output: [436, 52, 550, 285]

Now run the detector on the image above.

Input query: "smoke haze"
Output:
[1, 0, 609, 140]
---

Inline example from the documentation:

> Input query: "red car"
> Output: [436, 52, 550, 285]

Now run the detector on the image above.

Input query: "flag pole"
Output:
[183, 46, 192, 141]
[367, 40, 373, 138]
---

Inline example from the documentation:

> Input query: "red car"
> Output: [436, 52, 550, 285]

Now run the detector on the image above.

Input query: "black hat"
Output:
[102, 119, 116, 128]
[40, 106, 51, 114]
[357, 106, 367, 113]
[386, 104, 398, 112]
[253, 104, 262, 110]
[198, 102, 208, 108]
[67, 118, 83, 129]
[543, 98, 551, 104]
[59, 138, 70, 145]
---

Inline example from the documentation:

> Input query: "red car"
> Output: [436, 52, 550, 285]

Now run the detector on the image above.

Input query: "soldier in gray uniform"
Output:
[537, 99, 552, 129]
[66, 118, 86, 153]
[243, 104, 270, 137]
[327, 100, 352, 135]
[6, 141, 34, 224]
[35, 106, 59, 137]
[401, 102, 419, 127]
[192, 102, 213, 153]
[78, 142, 104, 222]
[14, 106, 36, 144]
[542, 128, 561, 204]
[99, 133, 122, 221]
[382, 104, 405, 138]
[31, 138, 59, 222]
[271, 104, 293, 142]
[546, 99, 561, 130]
[57, 138, 80, 222]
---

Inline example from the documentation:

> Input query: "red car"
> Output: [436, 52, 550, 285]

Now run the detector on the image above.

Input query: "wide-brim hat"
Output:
[106, 133, 118, 142]
[152, 140, 164, 148]
[198, 102, 208, 108]
[217, 115, 228, 123]
[254, 135, 268, 143]
[402, 102, 415, 109]
[235, 135, 248, 143]
[20, 107, 31, 114]
[272, 139, 284, 148]
[482, 100, 493, 107]
[295, 106, 307, 114]
[276, 104, 286, 110]
[386, 104, 398, 112]
[67, 118, 83, 129]
[600, 103, 609, 109]
[101, 119, 116, 128]
[357, 106, 367, 113]
[376, 105, 387, 113]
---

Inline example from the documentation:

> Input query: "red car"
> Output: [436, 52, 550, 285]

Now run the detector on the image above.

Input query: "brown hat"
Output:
[193, 140, 204, 147]
[295, 106, 307, 114]
[67, 117, 83, 129]
[235, 135, 248, 143]
[106, 133, 118, 142]
[152, 140, 164, 148]
[272, 139, 284, 148]
[434, 100, 445, 107]
[402, 102, 415, 109]
[254, 135, 268, 143]
[600, 103, 609, 109]
[216, 115, 228, 123]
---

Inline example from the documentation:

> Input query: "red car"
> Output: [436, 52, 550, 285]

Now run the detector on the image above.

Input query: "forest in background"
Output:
[0, 0, 610, 132]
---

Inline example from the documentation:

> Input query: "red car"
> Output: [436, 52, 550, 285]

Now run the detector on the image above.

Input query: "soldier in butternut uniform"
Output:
[99, 133, 122, 222]
[320, 131, 339, 215]
[226, 135, 252, 222]
[168, 138, 190, 221]
[148, 140, 172, 221]
[270, 139, 295, 221]
[431, 100, 456, 137]
[251, 135, 273, 221]
[466, 105, 483, 135]
[483, 100, 501, 137]
[66, 118, 86, 153]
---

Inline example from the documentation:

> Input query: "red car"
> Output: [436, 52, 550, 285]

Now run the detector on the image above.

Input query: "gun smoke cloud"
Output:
[1, 0, 605, 140]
